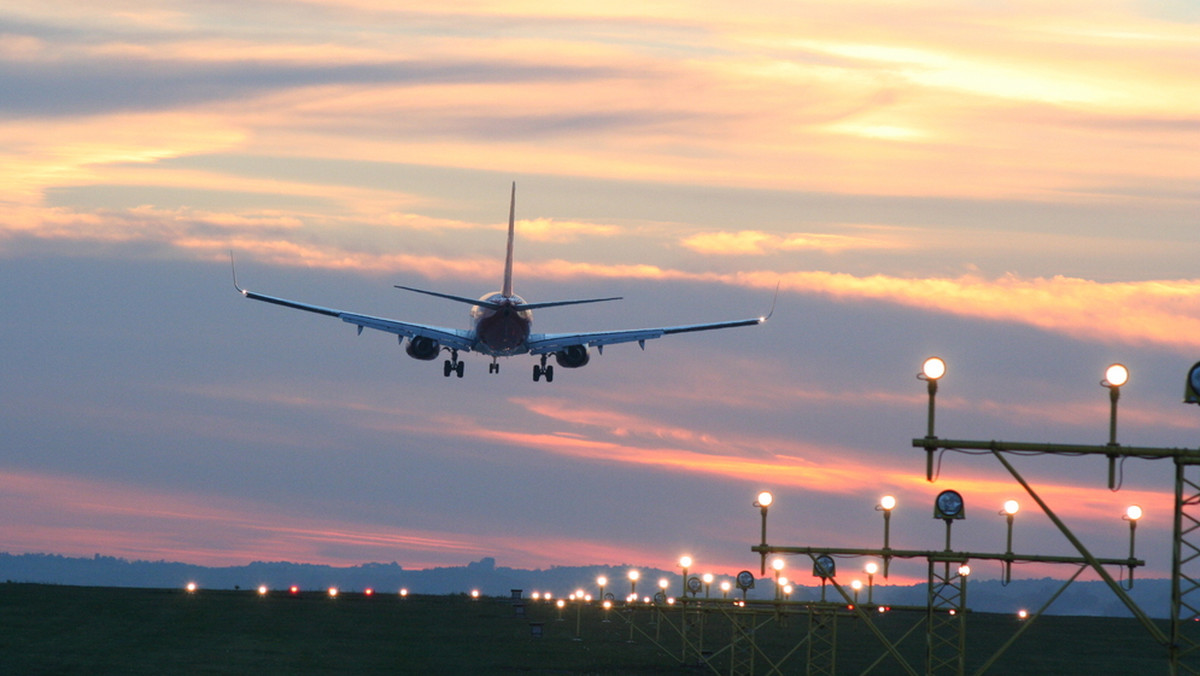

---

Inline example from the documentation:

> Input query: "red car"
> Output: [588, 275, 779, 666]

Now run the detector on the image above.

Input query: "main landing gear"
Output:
[533, 355, 554, 383]
[442, 349, 464, 378]
[489, 360, 500, 374]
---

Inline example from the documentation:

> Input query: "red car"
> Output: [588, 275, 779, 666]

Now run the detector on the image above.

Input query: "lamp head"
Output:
[921, 357, 946, 381]
[934, 489, 965, 520]
[1003, 500, 1020, 516]
[879, 495, 897, 511]
[755, 491, 773, 509]
[1103, 363, 1129, 388]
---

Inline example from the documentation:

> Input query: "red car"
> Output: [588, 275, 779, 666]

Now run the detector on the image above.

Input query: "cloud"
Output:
[769, 271, 1200, 354]
[680, 229, 908, 255]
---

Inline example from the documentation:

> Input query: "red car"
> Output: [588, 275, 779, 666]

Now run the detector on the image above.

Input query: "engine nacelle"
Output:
[554, 345, 590, 369]
[405, 336, 441, 361]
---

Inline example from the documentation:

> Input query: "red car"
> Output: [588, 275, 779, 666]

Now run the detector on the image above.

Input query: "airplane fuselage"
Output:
[470, 292, 532, 356]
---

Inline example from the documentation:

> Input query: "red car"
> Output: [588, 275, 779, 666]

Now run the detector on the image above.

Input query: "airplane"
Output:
[232, 183, 771, 382]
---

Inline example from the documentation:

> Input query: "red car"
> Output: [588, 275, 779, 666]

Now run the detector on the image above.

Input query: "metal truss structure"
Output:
[590, 359, 1200, 674]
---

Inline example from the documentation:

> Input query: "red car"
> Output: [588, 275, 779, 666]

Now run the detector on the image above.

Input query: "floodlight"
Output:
[1126, 504, 1143, 521]
[958, 564, 971, 577]
[934, 490, 965, 520]
[755, 491, 773, 508]
[879, 495, 897, 511]
[771, 558, 785, 572]
[1185, 361, 1200, 404]
[1003, 500, 1019, 515]
[736, 570, 755, 592]
[679, 555, 693, 568]
[813, 555, 836, 579]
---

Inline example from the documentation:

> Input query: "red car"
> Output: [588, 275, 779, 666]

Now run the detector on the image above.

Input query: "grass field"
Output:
[0, 583, 1180, 674]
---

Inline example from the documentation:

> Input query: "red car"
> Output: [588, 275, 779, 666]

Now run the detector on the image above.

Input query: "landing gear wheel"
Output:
[489, 362, 499, 374]
[532, 363, 554, 383]
[443, 360, 453, 377]
[455, 361, 465, 378]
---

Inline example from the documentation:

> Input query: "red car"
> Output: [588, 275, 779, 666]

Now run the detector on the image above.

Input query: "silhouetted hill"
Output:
[0, 552, 1172, 617]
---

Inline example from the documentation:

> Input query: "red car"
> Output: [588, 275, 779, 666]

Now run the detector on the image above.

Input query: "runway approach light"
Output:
[1103, 364, 1129, 388]
[921, 357, 946, 381]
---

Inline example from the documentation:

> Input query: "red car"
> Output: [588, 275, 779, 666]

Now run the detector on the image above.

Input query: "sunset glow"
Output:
[1, 0, 1197, 587]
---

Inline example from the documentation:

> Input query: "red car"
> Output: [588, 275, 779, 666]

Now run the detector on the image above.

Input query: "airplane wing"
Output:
[235, 284, 477, 352]
[527, 316, 767, 355]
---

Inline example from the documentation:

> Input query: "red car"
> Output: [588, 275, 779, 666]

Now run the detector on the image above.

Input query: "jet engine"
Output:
[405, 336, 441, 361]
[554, 345, 590, 368]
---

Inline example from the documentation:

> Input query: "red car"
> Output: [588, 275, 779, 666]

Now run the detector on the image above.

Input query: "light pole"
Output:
[1103, 364, 1129, 489]
[1002, 499, 1019, 584]
[679, 556, 692, 598]
[596, 575, 607, 603]
[864, 562, 878, 604]
[919, 357, 946, 480]
[771, 558, 785, 601]
[755, 490, 773, 574]
[1125, 504, 1143, 587]
[628, 569, 639, 602]
[702, 573, 714, 598]
[878, 495, 896, 576]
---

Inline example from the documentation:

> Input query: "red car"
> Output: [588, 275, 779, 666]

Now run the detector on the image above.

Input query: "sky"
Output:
[1, 1, 1199, 590]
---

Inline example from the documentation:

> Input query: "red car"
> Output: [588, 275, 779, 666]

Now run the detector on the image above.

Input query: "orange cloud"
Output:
[766, 271, 1200, 353]
[680, 229, 910, 255]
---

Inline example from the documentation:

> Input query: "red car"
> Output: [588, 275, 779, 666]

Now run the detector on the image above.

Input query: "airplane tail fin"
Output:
[503, 182, 515, 298]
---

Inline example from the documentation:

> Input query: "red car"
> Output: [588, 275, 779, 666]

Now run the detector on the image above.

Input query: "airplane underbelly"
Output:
[476, 312, 530, 355]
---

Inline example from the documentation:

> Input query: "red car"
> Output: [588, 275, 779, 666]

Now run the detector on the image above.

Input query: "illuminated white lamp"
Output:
[471, 589, 480, 599]
[1104, 364, 1129, 388]
[755, 491, 773, 508]
[328, 587, 338, 598]
[1126, 505, 1144, 521]
[1018, 609, 1029, 620]
[257, 585, 269, 596]
[922, 357, 946, 381]
[879, 495, 897, 511]
[185, 582, 197, 593]
[865, 562, 879, 576]
[399, 588, 409, 598]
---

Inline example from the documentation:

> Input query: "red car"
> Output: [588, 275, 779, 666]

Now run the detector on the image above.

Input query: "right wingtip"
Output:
[229, 250, 247, 295]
